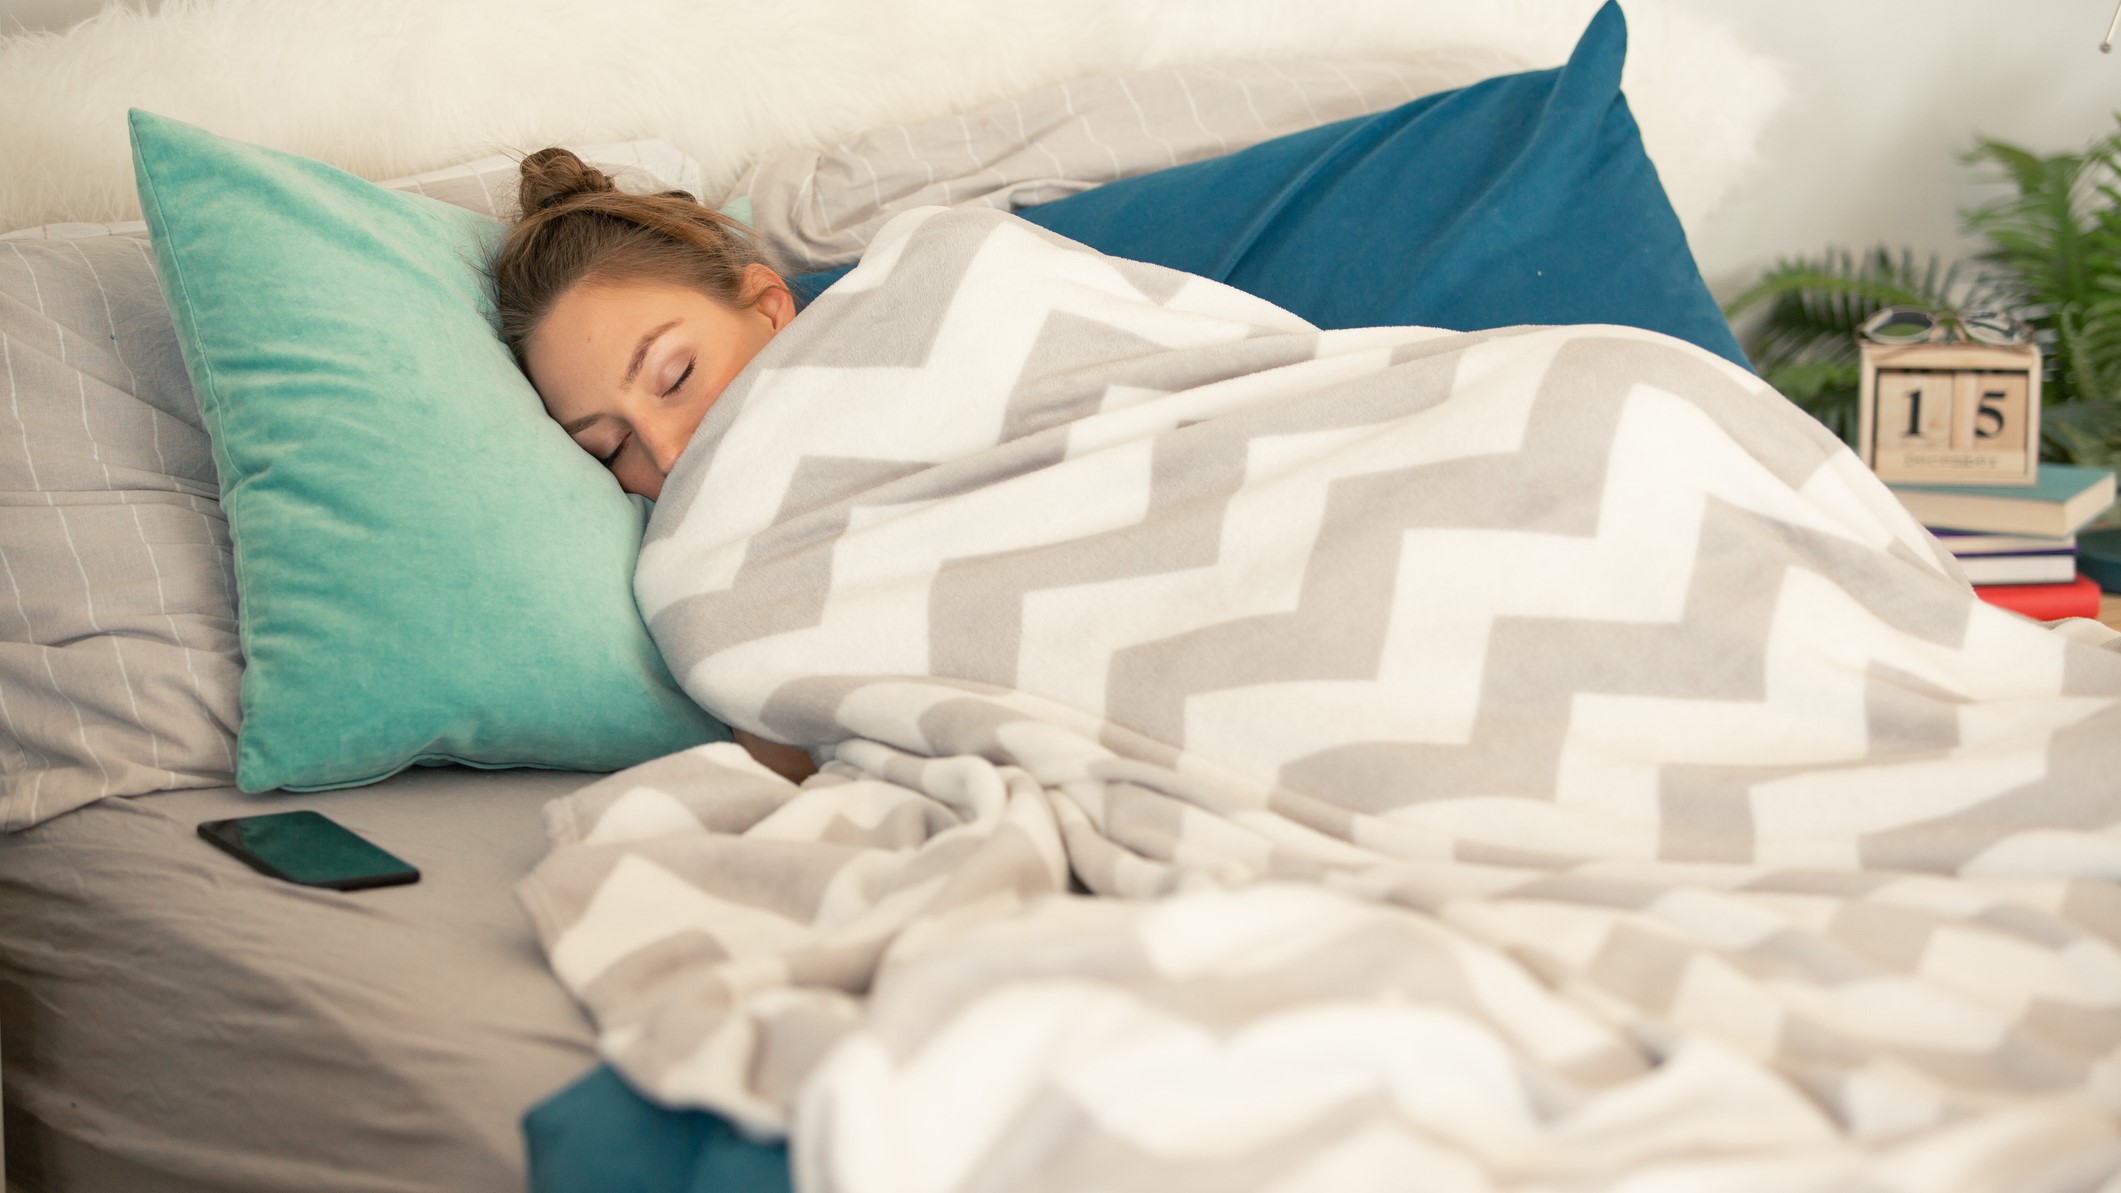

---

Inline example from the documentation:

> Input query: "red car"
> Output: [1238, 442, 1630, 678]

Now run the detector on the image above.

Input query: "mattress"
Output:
[0, 766, 605, 1193]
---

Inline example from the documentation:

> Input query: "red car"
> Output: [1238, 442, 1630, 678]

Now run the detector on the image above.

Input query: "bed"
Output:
[27, 5, 2091, 1193]
[0, 767, 603, 1193]
[0, 30, 1709, 1189]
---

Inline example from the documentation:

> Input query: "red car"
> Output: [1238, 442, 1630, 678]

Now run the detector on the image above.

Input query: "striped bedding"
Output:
[517, 206, 2121, 1192]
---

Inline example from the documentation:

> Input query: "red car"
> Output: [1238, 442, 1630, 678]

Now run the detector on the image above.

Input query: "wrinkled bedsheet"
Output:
[518, 207, 2121, 1193]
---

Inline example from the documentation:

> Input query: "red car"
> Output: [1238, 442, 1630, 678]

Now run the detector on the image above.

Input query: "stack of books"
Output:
[1889, 464, 2117, 621]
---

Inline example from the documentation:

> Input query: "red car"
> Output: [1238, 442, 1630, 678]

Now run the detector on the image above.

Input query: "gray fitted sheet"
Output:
[0, 766, 606, 1193]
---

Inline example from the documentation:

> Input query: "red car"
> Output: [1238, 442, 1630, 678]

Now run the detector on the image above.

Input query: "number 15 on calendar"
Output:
[1857, 341, 2041, 486]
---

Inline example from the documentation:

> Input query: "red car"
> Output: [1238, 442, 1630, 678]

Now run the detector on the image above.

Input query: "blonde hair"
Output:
[490, 147, 778, 366]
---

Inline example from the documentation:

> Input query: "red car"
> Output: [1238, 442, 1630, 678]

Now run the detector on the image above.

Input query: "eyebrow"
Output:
[558, 319, 683, 435]
[623, 320, 682, 389]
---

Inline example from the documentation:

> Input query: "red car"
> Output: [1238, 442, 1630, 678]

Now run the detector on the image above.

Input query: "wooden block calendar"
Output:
[1856, 340, 2041, 485]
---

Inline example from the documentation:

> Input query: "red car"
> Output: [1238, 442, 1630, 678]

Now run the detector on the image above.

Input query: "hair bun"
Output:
[518, 147, 618, 216]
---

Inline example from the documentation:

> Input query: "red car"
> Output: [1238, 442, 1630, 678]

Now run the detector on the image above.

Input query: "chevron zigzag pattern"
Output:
[517, 207, 2121, 1190]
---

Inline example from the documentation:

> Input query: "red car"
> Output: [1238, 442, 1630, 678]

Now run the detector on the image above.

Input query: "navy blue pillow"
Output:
[792, 0, 1747, 369]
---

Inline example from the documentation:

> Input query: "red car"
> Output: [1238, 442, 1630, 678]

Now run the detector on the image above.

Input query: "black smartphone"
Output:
[197, 810, 420, 891]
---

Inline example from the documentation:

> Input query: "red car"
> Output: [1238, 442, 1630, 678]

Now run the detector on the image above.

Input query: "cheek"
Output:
[687, 376, 724, 421]
[615, 456, 662, 501]
[659, 377, 722, 444]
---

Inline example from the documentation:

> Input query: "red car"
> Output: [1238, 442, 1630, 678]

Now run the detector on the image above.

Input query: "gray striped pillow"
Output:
[0, 233, 240, 829]
[0, 142, 703, 830]
[727, 52, 1534, 273]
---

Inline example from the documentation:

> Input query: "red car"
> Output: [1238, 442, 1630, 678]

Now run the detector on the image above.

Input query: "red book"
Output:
[1974, 574, 2102, 621]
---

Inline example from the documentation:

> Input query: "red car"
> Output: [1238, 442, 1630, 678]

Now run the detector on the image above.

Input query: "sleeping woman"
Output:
[490, 148, 813, 782]
[492, 145, 2121, 880]
[499, 145, 2121, 1184]
[491, 149, 792, 504]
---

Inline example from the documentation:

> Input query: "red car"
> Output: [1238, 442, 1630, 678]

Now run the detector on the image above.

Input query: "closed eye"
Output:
[667, 361, 695, 395]
[597, 433, 628, 466]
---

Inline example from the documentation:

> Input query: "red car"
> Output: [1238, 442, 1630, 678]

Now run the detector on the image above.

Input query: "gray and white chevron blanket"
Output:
[517, 207, 2121, 1192]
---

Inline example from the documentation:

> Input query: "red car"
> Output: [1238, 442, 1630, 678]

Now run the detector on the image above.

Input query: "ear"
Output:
[743, 262, 796, 330]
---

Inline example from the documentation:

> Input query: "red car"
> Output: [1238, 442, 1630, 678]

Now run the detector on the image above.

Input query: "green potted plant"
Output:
[1725, 119, 2121, 467]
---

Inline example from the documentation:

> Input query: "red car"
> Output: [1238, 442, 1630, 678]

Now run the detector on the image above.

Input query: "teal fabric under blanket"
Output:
[524, 1065, 790, 1193]
[130, 110, 730, 792]
[791, 1, 1746, 370]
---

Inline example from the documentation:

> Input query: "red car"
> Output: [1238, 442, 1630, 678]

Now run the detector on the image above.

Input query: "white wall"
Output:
[1688, 0, 2121, 300]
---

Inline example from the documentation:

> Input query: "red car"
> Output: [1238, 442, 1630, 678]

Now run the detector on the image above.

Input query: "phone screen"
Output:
[198, 810, 420, 891]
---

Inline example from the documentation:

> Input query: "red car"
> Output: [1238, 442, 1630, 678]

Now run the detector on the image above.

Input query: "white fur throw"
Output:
[0, 0, 1787, 239]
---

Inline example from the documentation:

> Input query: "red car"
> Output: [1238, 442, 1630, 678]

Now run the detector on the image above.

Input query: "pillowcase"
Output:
[129, 109, 729, 794]
[0, 228, 242, 830]
[791, 1, 1747, 370]
[724, 51, 1534, 274]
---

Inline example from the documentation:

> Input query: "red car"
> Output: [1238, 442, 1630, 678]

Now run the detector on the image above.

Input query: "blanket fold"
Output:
[519, 206, 2121, 1192]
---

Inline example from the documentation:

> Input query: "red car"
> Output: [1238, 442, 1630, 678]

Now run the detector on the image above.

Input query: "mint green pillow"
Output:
[129, 109, 729, 793]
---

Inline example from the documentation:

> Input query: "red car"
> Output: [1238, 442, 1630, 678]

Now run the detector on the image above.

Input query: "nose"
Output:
[637, 418, 686, 477]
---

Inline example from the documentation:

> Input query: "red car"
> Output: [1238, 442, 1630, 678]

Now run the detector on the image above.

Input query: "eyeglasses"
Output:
[1858, 305, 2032, 347]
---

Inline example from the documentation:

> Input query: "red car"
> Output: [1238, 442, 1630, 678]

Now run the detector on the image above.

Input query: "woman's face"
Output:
[522, 263, 794, 499]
